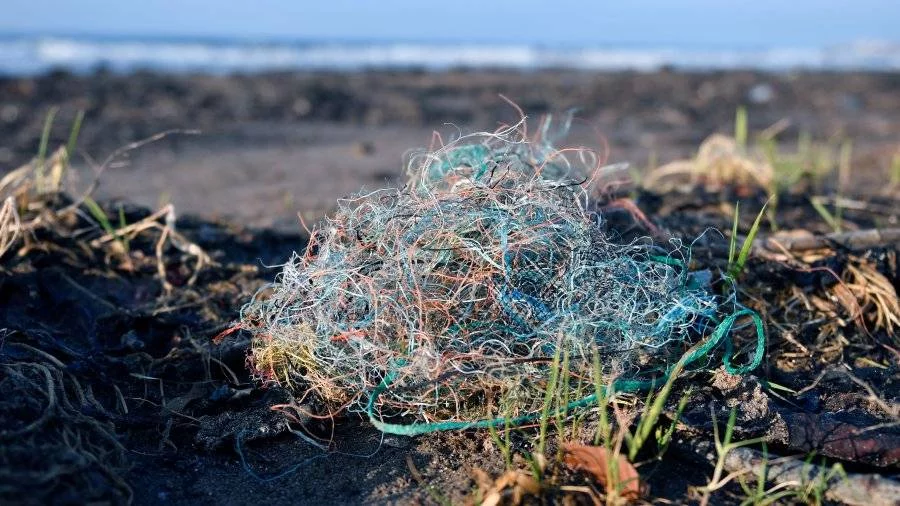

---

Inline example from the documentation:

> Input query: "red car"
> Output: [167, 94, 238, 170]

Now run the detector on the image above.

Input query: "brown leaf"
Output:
[562, 443, 643, 501]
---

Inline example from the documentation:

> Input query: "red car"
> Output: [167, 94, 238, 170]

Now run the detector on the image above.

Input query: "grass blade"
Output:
[84, 197, 115, 236]
[728, 201, 740, 265]
[810, 197, 840, 233]
[735, 106, 748, 150]
[35, 107, 59, 193]
[728, 198, 769, 280]
[65, 110, 85, 163]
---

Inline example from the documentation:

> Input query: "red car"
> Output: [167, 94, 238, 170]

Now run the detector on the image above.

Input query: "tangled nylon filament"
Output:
[241, 124, 764, 435]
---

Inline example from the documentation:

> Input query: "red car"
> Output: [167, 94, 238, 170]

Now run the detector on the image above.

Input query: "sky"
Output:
[2, 0, 899, 48]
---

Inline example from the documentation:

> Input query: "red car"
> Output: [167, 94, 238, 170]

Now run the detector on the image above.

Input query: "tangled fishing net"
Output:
[241, 122, 765, 435]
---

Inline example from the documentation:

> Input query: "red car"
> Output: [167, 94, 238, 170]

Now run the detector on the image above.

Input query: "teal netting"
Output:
[241, 123, 765, 435]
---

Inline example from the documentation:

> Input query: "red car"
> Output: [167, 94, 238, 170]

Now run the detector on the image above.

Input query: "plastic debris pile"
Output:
[241, 124, 764, 435]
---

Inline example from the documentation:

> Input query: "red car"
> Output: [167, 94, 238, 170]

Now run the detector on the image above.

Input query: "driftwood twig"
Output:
[678, 438, 900, 506]
[758, 227, 900, 253]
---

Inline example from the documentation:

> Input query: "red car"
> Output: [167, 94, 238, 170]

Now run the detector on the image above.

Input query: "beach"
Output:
[2, 68, 899, 228]
[1, 67, 899, 505]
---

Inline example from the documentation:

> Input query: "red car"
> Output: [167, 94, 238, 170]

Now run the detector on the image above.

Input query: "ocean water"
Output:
[1, 35, 899, 75]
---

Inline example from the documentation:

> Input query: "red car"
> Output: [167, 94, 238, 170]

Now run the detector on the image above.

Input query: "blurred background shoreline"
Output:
[3, 33, 900, 75]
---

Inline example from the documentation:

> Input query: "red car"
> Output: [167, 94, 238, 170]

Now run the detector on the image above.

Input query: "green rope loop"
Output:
[367, 307, 765, 436]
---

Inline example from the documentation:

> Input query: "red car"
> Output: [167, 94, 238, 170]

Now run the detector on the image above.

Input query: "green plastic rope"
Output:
[367, 308, 765, 436]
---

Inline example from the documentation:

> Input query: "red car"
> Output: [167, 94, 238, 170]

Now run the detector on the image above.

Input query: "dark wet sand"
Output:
[2, 69, 899, 229]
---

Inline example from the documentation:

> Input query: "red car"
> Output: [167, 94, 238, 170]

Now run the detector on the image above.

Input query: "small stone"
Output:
[748, 83, 774, 104]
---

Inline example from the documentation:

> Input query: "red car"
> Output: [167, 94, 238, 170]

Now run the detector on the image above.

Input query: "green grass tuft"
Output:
[727, 198, 769, 281]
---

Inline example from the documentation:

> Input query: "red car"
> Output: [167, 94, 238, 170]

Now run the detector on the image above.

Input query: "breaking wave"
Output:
[1, 35, 898, 75]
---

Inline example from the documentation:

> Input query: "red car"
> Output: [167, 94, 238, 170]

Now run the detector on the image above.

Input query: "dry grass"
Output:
[843, 256, 900, 336]
[0, 129, 212, 291]
[643, 134, 774, 193]
[0, 196, 20, 259]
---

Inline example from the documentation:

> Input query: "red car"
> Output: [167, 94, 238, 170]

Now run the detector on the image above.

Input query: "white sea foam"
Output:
[0, 35, 898, 75]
